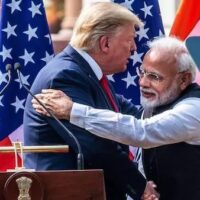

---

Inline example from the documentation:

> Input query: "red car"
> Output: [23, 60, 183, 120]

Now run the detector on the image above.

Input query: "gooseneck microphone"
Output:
[0, 64, 12, 96]
[14, 62, 84, 170]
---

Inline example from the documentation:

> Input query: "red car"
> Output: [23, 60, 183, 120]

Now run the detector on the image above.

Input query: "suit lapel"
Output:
[63, 45, 119, 110]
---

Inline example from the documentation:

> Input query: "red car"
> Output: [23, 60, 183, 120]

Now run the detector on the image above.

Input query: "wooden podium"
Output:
[0, 170, 106, 200]
[0, 144, 106, 199]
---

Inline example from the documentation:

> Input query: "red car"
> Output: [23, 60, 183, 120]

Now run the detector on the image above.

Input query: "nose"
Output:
[131, 40, 137, 53]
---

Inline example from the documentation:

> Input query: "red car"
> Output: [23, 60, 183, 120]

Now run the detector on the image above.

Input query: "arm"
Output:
[32, 82, 148, 199]
[71, 98, 200, 148]
[33, 93, 200, 148]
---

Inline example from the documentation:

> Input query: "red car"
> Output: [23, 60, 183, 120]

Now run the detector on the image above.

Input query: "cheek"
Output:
[156, 86, 167, 95]
[155, 84, 172, 99]
[150, 85, 165, 98]
[119, 42, 130, 52]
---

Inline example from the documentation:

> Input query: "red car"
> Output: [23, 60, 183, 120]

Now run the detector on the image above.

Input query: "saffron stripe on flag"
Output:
[170, 0, 200, 84]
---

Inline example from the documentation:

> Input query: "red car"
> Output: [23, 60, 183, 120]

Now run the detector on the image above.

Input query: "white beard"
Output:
[140, 80, 180, 110]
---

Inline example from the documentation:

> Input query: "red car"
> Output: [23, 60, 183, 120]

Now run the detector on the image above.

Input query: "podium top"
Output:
[0, 145, 69, 153]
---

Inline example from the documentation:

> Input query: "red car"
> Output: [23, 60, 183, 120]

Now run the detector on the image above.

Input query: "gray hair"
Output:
[148, 37, 197, 81]
[70, 2, 142, 52]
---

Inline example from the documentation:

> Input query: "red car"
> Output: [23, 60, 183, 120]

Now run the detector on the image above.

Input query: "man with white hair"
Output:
[33, 36, 200, 200]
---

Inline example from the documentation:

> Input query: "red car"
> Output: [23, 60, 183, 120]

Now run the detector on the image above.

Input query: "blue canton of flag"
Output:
[110, 0, 165, 106]
[0, 0, 54, 169]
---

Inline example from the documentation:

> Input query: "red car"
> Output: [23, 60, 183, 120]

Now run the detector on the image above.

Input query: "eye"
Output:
[147, 73, 163, 81]
[147, 73, 160, 81]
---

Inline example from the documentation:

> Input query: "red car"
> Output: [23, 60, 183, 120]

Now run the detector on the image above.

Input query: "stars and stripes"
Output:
[0, 0, 54, 171]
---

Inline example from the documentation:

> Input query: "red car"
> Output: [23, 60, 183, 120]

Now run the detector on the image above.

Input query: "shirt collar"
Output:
[74, 48, 103, 80]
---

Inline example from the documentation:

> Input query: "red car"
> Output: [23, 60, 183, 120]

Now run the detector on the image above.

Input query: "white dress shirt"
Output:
[75, 48, 103, 80]
[70, 97, 200, 149]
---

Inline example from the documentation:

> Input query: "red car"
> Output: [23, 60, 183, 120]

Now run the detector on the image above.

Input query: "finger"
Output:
[42, 92, 64, 99]
[31, 96, 44, 106]
[32, 98, 43, 105]
[34, 93, 45, 99]
[35, 108, 45, 114]
[148, 181, 157, 188]
[35, 108, 51, 117]
[32, 98, 37, 104]
[41, 89, 57, 94]
[42, 89, 65, 97]
[32, 98, 50, 110]
[32, 103, 46, 113]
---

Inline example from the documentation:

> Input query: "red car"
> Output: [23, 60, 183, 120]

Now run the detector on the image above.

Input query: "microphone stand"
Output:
[14, 63, 84, 170]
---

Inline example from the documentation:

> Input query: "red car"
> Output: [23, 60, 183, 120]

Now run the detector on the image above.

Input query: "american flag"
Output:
[0, 0, 54, 170]
[111, 0, 165, 170]
[110, 0, 164, 106]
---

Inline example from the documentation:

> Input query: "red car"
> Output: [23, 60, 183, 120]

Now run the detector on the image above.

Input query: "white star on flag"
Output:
[19, 49, 35, 65]
[23, 24, 38, 41]
[107, 74, 115, 82]
[2, 22, 17, 39]
[0, 71, 8, 85]
[28, 2, 42, 18]
[159, 30, 164, 37]
[7, 0, 22, 14]
[141, 2, 153, 18]
[15, 72, 30, 89]
[11, 96, 25, 113]
[130, 51, 144, 65]
[41, 51, 54, 64]
[45, 34, 52, 45]
[136, 26, 149, 41]
[0, 45, 12, 62]
[119, 0, 135, 11]
[122, 72, 137, 88]
[0, 96, 3, 107]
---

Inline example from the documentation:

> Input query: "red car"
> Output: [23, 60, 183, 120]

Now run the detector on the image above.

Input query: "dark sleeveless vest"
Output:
[142, 83, 200, 200]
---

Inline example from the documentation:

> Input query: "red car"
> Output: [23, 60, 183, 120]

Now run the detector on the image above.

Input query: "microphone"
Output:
[0, 64, 12, 96]
[14, 62, 84, 170]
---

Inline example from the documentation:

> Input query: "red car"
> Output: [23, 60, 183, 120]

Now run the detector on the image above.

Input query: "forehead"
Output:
[143, 49, 178, 75]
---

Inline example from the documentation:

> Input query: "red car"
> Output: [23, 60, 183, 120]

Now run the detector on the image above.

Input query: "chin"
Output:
[141, 97, 158, 109]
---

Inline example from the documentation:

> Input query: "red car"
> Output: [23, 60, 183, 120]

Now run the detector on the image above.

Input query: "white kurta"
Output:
[70, 97, 200, 149]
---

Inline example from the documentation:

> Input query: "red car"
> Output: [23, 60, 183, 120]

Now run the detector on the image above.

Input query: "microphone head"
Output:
[14, 62, 21, 70]
[5, 64, 12, 72]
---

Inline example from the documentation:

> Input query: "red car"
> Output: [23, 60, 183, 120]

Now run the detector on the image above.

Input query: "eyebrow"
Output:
[141, 67, 164, 76]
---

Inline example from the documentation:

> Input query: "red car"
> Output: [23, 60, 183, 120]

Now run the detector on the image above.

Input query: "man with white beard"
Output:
[32, 37, 200, 200]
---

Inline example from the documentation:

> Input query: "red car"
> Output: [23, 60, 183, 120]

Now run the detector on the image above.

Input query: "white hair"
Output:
[70, 2, 142, 52]
[148, 37, 198, 81]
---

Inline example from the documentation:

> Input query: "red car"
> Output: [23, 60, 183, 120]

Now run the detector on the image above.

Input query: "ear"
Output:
[99, 35, 110, 53]
[179, 72, 192, 90]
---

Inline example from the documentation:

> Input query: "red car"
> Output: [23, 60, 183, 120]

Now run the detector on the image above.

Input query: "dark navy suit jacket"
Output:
[24, 45, 146, 200]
